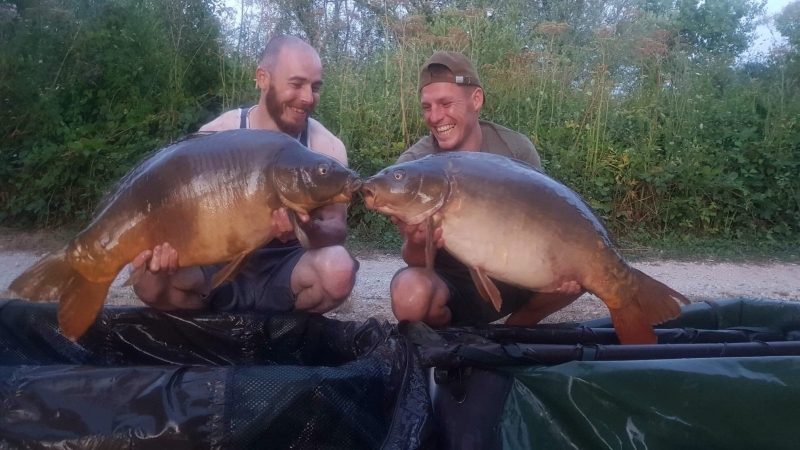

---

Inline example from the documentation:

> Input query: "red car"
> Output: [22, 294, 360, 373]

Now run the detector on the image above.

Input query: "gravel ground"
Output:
[2, 248, 799, 325]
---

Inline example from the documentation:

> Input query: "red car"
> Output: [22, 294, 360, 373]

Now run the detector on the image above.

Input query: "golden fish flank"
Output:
[361, 151, 690, 345]
[7, 129, 362, 341]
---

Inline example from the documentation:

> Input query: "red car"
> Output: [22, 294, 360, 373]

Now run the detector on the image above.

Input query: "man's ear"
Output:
[471, 87, 484, 111]
[256, 66, 271, 90]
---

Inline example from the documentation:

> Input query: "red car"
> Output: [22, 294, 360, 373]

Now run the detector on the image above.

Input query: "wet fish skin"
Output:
[361, 151, 690, 345]
[8, 129, 362, 341]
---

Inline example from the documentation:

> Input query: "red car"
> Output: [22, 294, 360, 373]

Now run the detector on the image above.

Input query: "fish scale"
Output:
[7, 129, 362, 341]
[361, 151, 690, 345]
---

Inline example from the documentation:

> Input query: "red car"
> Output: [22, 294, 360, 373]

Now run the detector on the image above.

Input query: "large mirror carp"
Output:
[361, 151, 690, 345]
[7, 129, 362, 340]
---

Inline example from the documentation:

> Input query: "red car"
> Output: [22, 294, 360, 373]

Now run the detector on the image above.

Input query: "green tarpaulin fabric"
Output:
[500, 356, 800, 449]
[493, 298, 800, 449]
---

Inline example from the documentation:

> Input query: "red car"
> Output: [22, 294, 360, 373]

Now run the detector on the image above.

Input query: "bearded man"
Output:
[129, 35, 359, 316]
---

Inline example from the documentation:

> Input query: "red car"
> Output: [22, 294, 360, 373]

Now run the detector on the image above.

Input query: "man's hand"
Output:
[392, 215, 445, 248]
[129, 242, 208, 310]
[131, 242, 179, 276]
[392, 215, 445, 267]
[555, 280, 583, 295]
[279, 204, 348, 249]
[271, 208, 311, 243]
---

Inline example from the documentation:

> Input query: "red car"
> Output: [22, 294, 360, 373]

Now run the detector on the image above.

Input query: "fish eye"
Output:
[394, 169, 405, 180]
[316, 163, 330, 176]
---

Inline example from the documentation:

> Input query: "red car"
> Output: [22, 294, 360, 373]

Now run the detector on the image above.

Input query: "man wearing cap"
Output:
[386, 50, 583, 328]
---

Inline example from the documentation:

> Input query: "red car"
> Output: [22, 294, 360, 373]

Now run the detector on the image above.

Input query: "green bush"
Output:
[1, 0, 797, 251]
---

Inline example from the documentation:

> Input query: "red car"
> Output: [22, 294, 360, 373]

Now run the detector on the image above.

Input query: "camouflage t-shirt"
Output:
[396, 120, 541, 168]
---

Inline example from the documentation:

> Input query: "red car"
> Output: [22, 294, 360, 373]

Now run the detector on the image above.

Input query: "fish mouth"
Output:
[331, 177, 363, 203]
[360, 181, 375, 198]
[359, 180, 380, 209]
[346, 177, 363, 194]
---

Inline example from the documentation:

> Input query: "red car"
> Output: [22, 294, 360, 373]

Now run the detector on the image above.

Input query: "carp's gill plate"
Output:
[8, 129, 362, 340]
[361, 151, 689, 345]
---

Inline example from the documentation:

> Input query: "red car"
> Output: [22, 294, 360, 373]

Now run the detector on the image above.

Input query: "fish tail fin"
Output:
[608, 304, 658, 345]
[8, 247, 110, 341]
[606, 268, 691, 345]
[8, 247, 74, 302]
[57, 276, 111, 341]
[632, 268, 691, 325]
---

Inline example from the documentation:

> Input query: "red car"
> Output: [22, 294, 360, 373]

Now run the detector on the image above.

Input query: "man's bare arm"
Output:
[198, 110, 240, 132]
[300, 203, 349, 248]
[392, 217, 444, 267]
[129, 243, 211, 310]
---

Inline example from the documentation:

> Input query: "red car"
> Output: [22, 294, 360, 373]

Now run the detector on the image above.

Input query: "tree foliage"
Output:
[0, 0, 797, 248]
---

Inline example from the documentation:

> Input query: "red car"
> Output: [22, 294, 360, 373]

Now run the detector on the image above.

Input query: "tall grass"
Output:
[1, 1, 797, 251]
[307, 9, 800, 245]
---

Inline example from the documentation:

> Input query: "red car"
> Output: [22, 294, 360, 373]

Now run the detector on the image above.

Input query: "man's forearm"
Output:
[303, 204, 349, 248]
[402, 240, 427, 266]
[304, 218, 348, 248]
[133, 267, 210, 310]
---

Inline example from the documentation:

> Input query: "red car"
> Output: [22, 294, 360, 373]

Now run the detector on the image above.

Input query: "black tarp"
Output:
[3, 297, 800, 449]
[420, 298, 800, 450]
[0, 299, 434, 449]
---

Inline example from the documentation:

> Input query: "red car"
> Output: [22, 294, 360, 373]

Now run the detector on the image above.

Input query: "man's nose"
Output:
[428, 105, 443, 123]
[299, 85, 313, 104]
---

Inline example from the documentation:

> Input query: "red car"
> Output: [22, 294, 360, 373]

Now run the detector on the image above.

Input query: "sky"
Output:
[221, 0, 794, 59]
[744, 0, 792, 59]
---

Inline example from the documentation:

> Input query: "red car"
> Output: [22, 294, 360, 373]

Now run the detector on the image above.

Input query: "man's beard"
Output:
[266, 84, 309, 137]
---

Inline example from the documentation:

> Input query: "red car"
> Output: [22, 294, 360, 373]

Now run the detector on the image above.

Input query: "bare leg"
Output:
[291, 246, 359, 313]
[389, 267, 452, 327]
[504, 291, 584, 326]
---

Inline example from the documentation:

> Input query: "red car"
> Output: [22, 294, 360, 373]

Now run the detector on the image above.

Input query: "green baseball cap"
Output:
[417, 51, 482, 93]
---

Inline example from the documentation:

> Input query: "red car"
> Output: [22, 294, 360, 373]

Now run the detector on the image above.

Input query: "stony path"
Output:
[2, 250, 798, 324]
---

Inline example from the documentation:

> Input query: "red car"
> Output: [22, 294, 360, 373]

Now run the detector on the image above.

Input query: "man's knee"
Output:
[390, 268, 446, 322]
[312, 245, 358, 301]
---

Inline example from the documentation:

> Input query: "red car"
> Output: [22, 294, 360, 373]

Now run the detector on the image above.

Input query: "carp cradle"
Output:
[0, 297, 799, 449]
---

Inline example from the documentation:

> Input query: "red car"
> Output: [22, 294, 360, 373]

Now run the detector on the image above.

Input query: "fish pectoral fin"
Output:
[288, 210, 311, 249]
[470, 267, 503, 312]
[209, 252, 253, 289]
[468, 267, 490, 303]
[424, 216, 435, 272]
[121, 265, 144, 287]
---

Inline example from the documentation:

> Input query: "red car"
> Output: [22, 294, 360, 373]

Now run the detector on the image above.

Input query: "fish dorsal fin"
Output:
[504, 154, 621, 250]
[91, 131, 218, 220]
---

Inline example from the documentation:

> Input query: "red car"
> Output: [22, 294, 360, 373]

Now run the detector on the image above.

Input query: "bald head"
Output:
[259, 35, 318, 72]
[254, 34, 323, 137]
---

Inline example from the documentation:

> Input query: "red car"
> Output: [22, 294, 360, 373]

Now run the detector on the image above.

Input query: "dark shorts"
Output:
[199, 240, 306, 313]
[399, 250, 532, 325]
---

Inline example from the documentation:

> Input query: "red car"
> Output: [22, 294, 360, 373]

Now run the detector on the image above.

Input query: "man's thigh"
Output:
[203, 241, 306, 313]
[289, 245, 360, 307]
[437, 266, 532, 325]
[389, 264, 530, 325]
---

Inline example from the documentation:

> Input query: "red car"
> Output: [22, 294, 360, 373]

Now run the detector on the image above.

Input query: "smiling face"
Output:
[257, 46, 323, 137]
[420, 81, 484, 151]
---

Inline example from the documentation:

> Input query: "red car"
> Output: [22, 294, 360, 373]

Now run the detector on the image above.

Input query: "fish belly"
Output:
[440, 203, 559, 291]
